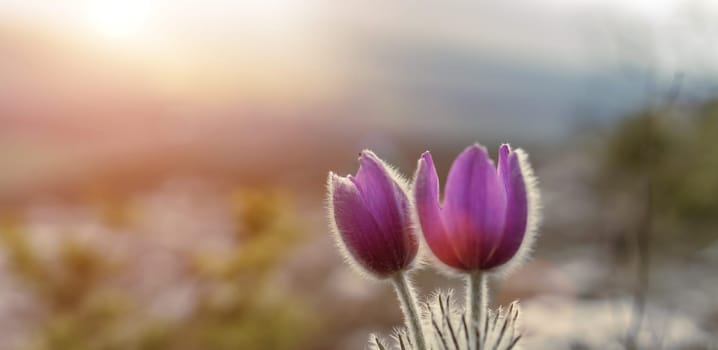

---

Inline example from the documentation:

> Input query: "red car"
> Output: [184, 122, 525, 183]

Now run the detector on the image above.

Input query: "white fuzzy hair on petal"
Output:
[325, 171, 378, 280]
[491, 147, 542, 278]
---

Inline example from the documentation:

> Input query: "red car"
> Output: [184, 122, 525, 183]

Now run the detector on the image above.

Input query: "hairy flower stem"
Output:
[467, 271, 487, 350]
[392, 273, 427, 350]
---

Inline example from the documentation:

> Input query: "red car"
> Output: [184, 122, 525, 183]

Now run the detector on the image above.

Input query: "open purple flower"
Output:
[413, 144, 539, 272]
[328, 150, 418, 278]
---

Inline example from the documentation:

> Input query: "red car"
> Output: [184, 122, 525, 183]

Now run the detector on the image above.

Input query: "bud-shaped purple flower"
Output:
[328, 150, 419, 278]
[413, 144, 540, 272]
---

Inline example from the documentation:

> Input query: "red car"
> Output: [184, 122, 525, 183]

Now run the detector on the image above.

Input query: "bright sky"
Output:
[2, 1, 714, 58]
[1, 0, 717, 104]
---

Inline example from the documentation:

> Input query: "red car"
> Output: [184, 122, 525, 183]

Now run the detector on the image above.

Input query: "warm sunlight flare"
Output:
[85, 0, 152, 40]
[238, 0, 301, 28]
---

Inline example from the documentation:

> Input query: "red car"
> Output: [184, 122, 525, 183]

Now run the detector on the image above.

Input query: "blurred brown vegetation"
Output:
[0, 188, 317, 350]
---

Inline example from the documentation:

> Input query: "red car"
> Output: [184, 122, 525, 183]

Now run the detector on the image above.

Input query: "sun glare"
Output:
[85, 0, 151, 40]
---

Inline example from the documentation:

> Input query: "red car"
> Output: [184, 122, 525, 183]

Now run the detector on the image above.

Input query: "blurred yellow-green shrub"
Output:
[0, 186, 317, 350]
[599, 99, 718, 250]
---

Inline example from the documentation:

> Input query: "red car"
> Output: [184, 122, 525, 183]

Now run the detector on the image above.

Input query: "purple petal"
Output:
[484, 145, 528, 268]
[414, 152, 465, 269]
[353, 151, 405, 238]
[352, 151, 415, 265]
[331, 173, 401, 277]
[443, 144, 507, 268]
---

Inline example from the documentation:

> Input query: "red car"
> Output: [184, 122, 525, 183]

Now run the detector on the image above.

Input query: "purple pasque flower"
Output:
[328, 150, 419, 278]
[413, 144, 539, 272]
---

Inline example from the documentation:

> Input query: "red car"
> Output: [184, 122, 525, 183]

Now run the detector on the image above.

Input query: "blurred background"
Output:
[0, 0, 717, 349]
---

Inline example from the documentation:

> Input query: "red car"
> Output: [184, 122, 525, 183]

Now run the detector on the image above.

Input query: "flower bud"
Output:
[328, 150, 419, 278]
[413, 144, 539, 272]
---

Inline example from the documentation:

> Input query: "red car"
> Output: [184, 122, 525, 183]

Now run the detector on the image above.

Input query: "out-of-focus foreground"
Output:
[1, 1, 717, 349]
